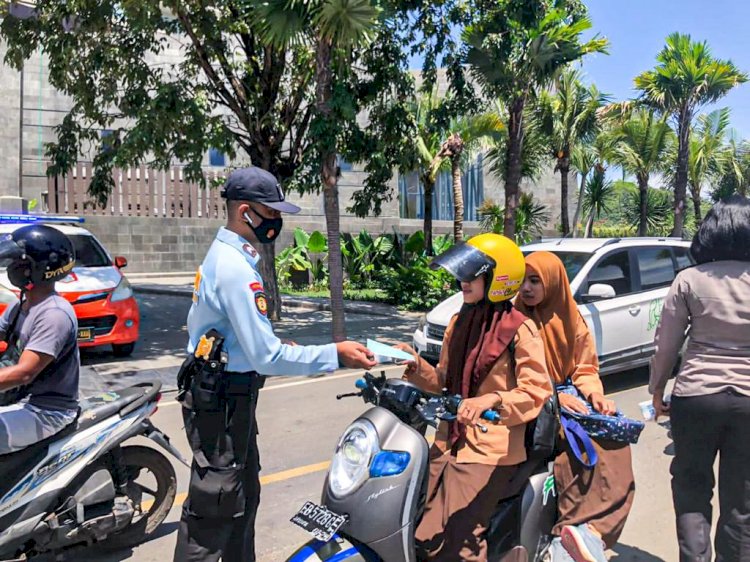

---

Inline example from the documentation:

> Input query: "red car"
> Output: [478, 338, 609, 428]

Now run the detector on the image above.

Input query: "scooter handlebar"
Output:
[481, 409, 500, 423]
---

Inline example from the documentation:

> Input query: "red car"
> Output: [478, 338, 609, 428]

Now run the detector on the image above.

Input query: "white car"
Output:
[0, 215, 140, 357]
[413, 237, 694, 375]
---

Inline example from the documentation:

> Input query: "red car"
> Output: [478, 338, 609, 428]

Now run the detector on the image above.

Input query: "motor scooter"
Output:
[287, 372, 557, 562]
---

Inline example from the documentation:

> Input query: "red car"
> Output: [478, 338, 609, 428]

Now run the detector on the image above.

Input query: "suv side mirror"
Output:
[114, 256, 128, 269]
[581, 283, 616, 303]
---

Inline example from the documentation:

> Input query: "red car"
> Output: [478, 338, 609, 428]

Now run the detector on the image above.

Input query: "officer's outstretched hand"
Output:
[336, 341, 377, 370]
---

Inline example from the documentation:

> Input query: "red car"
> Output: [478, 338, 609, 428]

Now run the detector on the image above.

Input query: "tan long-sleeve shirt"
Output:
[649, 261, 750, 397]
[408, 316, 552, 466]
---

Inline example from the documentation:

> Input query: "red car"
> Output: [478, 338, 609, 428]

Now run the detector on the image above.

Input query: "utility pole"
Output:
[19, 64, 24, 198]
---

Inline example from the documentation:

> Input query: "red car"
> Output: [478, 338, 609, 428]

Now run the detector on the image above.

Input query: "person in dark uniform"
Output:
[173, 167, 376, 562]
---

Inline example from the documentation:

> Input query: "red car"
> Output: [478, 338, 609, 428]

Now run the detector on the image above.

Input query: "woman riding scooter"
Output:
[398, 233, 552, 562]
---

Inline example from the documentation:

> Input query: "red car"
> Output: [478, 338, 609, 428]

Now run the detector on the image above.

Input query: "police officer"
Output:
[174, 167, 376, 562]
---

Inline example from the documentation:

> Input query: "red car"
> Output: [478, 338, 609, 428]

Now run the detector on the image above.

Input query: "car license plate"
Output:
[77, 328, 94, 342]
[290, 501, 346, 542]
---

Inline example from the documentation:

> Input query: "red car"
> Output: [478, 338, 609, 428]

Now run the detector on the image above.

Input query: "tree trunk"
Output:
[559, 157, 571, 236]
[692, 187, 702, 224]
[571, 170, 588, 238]
[671, 105, 692, 237]
[584, 212, 595, 238]
[423, 179, 434, 255]
[257, 243, 282, 321]
[503, 96, 526, 239]
[315, 35, 346, 341]
[451, 156, 464, 243]
[638, 173, 649, 237]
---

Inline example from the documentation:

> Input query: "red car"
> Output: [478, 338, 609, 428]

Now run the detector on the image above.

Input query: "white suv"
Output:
[412, 237, 694, 375]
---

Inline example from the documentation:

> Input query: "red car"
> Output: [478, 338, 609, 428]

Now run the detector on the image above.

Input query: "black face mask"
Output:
[244, 212, 283, 244]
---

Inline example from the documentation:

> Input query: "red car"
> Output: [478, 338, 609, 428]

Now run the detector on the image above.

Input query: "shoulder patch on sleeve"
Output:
[249, 281, 264, 293]
[255, 292, 268, 316]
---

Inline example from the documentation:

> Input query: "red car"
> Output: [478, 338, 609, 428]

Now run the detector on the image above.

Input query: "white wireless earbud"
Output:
[243, 212, 255, 226]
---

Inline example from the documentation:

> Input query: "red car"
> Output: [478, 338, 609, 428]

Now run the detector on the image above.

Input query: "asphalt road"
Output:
[65, 293, 693, 562]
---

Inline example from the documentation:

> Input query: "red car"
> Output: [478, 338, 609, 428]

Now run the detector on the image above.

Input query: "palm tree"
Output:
[609, 108, 674, 236]
[538, 69, 610, 235]
[686, 108, 732, 221]
[582, 167, 615, 237]
[252, 0, 380, 341]
[439, 110, 504, 242]
[713, 136, 750, 200]
[410, 91, 450, 255]
[635, 32, 747, 236]
[464, 5, 607, 238]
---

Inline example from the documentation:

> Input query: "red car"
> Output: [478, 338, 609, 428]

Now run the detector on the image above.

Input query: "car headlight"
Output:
[110, 276, 134, 302]
[329, 420, 378, 498]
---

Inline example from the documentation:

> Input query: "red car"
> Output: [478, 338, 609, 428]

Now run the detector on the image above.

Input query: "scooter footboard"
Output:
[287, 535, 379, 562]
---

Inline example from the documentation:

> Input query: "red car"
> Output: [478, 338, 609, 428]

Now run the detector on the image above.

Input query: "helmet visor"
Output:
[430, 243, 495, 283]
[0, 238, 25, 267]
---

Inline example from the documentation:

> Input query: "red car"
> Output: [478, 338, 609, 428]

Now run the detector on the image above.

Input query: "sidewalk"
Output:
[127, 272, 402, 318]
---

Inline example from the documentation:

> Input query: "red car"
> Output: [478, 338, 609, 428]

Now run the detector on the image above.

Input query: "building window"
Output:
[337, 155, 353, 172]
[100, 129, 114, 154]
[209, 148, 226, 167]
[398, 154, 485, 221]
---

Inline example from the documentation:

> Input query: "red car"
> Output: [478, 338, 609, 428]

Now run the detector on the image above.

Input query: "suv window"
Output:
[673, 246, 694, 272]
[637, 247, 675, 291]
[522, 250, 591, 283]
[586, 250, 633, 296]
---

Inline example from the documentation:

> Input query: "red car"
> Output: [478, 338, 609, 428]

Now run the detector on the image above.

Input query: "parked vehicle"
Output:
[287, 372, 557, 561]
[414, 237, 694, 375]
[0, 215, 140, 357]
[0, 381, 184, 560]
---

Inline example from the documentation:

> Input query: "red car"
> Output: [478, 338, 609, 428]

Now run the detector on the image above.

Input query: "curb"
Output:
[133, 285, 397, 318]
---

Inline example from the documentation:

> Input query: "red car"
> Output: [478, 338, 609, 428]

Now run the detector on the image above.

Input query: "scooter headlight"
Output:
[329, 420, 378, 498]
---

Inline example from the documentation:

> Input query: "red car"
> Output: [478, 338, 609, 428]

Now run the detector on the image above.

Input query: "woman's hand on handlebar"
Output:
[559, 393, 589, 414]
[457, 394, 498, 427]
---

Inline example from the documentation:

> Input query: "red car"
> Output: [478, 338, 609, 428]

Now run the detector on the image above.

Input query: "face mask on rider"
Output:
[244, 211, 283, 244]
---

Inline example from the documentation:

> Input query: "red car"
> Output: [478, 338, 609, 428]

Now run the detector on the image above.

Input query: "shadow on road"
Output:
[63, 521, 181, 562]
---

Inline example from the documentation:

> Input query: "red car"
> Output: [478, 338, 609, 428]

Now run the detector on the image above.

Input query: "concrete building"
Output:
[0, 42, 574, 272]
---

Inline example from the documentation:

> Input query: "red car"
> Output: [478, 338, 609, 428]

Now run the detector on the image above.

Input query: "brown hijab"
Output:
[446, 299, 527, 444]
[515, 251, 579, 385]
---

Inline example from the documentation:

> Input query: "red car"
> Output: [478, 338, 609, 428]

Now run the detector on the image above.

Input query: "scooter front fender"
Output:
[287, 535, 379, 562]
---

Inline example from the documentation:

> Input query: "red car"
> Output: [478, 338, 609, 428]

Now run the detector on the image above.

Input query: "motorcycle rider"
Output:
[174, 167, 376, 562]
[397, 233, 552, 562]
[0, 225, 79, 455]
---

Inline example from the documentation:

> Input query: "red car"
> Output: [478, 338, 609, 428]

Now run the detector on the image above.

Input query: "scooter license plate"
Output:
[291, 501, 347, 542]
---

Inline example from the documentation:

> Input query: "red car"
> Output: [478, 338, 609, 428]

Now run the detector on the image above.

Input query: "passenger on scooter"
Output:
[0, 225, 79, 455]
[397, 233, 552, 562]
[516, 252, 635, 562]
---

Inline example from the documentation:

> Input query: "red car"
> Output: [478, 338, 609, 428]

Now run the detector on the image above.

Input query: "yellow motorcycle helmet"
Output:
[430, 233, 525, 302]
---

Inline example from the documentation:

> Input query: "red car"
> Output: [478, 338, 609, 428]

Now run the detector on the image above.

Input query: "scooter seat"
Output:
[0, 420, 78, 501]
[76, 385, 153, 431]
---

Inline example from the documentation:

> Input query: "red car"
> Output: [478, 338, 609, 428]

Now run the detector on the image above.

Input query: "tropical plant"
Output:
[582, 168, 615, 237]
[276, 227, 329, 286]
[439, 110, 505, 242]
[623, 187, 672, 235]
[538, 69, 610, 235]
[712, 136, 750, 200]
[609, 108, 674, 236]
[478, 193, 550, 244]
[635, 32, 748, 236]
[685, 108, 732, 221]
[464, 0, 608, 237]
[341, 231, 394, 287]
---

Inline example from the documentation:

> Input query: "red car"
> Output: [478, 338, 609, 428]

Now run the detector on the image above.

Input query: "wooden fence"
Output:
[46, 163, 226, 219]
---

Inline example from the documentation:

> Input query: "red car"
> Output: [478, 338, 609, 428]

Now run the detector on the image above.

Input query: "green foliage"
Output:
[341, 230, 394, 287]
[276, 227, 329, 286]
[478, 193, 550, 244]
[380, 257, 456, 312]
[591, 225, 637, 238]
[623, 187, 672, 235]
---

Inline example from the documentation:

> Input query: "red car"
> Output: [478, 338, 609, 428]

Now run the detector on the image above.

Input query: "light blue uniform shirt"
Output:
[187, 228, 338, 375]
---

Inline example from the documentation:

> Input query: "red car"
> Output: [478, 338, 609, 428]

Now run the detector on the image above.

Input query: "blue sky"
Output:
[582, 0, 750, 137]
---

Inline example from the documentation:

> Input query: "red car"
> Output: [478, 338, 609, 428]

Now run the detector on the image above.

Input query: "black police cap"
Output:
[221, 167, 301, 214]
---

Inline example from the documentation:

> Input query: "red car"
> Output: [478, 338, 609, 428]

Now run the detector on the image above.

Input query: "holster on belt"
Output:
[177, 329, 229, 411]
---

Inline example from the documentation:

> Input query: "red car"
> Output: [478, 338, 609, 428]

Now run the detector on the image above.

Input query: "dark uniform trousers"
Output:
[670, 389, 750, 562]
[174, 375, 262, 562]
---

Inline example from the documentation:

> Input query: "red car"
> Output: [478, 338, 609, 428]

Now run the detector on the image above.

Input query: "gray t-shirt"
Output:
[0, 294, 79, 411]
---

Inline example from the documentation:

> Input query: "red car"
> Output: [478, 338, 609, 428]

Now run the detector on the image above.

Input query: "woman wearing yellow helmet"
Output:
[397, 233, 552, 562]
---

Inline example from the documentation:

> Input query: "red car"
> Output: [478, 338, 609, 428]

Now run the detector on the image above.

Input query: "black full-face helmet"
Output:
[0, 224, 76, 291]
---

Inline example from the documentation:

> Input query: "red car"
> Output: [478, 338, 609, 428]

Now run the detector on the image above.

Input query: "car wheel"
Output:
[112, 342, 136, 357]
